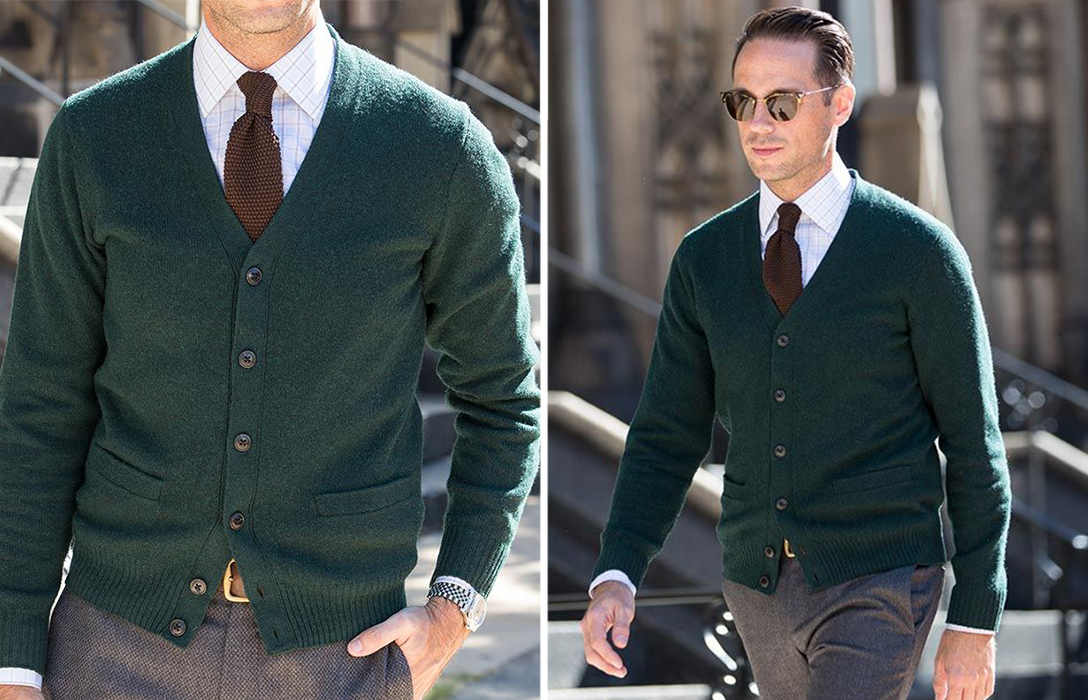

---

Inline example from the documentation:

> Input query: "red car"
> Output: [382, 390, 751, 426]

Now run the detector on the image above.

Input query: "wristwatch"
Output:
[427, 576, 487, 631]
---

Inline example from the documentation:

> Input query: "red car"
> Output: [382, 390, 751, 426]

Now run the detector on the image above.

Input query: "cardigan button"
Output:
[239, 350, 256, 368]
[758, 575, 770, 587]
[774, 389, 786, 402]
[774, 444, 787, 458]
[775, 497, 789, 511]
[234, 433, 252, 451]
[169, 618, 186, 636]
[189, 578, 207, 595]
[246, 266, 262, 285]
[776, 333, 790, 347]
[764, 545, 775, 557]
[229, 511, 245, 529]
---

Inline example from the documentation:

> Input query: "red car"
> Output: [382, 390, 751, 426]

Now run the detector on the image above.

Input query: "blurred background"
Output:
[546, 1, 1088, 699]
[0, 2, 540, 699]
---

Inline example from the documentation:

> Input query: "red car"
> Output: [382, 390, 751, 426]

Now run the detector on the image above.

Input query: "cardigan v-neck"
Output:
[744, 170, 863, 329]
[172, 23, 352, 270]
[0, 23, 539, 675]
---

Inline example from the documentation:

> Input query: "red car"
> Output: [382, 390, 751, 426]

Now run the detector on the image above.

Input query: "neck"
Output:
[765, 148, 836, 203]
[202, 5, 320, 70]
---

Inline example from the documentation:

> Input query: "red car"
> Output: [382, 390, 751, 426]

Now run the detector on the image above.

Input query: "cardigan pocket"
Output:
[721, 472, 747, 499]
[84, 442, 165, 501]
[313, 474, 417, 516]
[830, 463, 914, 495]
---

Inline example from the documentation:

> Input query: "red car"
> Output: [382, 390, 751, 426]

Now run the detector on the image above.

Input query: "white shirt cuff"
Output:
[0, 667, 43, 690]
[588, 569, 637, 598]
[432, 574, 481, 597]
[945, 623, 995, 635]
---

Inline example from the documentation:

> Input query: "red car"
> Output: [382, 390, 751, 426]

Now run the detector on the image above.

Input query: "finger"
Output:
[349, 610, 414, 656]
[580, 606, 613, 648]
[590, 633, 624, 670]
[585, 646, 626, 678]
[932, 671, 947, 700]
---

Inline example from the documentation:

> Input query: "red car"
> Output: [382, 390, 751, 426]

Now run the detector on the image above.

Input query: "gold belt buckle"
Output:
[783, 538, 796, 558]
[223, 557, 250, 603]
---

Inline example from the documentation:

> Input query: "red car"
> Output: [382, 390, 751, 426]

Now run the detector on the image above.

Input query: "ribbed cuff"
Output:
[591, 537, 652, 590]
[0, 609, 50, 676]
[430, 527, 512, 598]
[946, 581, 1005, 633]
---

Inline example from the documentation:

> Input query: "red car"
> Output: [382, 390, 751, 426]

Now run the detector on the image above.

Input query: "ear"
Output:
[833, 81, 856, 127]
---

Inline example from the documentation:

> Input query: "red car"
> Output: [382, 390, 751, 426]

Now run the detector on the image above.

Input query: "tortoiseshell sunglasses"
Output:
[720, 85, 839, 122]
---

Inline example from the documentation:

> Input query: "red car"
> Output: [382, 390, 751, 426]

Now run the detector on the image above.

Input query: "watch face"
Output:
[467, 595, 487, 629]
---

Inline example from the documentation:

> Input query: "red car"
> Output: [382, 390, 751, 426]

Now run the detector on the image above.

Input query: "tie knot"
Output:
[236, 71, 277, 117]
[776, 202, 802, 234]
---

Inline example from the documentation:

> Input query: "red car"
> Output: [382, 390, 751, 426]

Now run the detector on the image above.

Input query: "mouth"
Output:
[750, 146, 783, 157]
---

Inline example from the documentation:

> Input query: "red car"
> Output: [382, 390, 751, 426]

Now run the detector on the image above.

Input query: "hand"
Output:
[932, 628, 996, 700]
[0, 685, 44, 700]
[347, 596, 470, 700]
[579, 580, 635, 678]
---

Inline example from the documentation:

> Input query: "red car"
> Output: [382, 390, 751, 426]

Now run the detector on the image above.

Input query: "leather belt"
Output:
[783, 538, 796, 558]
[222, 558, 249, 602]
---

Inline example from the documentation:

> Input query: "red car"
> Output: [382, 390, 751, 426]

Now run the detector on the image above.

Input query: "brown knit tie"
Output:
[763, 202, 803, 316]
[224, 71, 282, 242]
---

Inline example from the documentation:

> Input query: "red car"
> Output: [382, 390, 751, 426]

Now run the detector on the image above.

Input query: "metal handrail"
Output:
[390, 37, 539, 123]
[133, 0, 189, 31]
[0, 55, 63, 106]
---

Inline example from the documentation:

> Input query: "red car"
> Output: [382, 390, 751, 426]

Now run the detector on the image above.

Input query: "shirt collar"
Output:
[192, 11, 335, 121]
[758, 151, 853, 239]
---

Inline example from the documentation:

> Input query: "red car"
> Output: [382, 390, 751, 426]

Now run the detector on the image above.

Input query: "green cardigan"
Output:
[0, 23, 539, 674]
[591, 173, 1011, 632]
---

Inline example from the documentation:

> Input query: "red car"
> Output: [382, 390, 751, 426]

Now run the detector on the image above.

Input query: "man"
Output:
[580, 7, 1008, 700]
[0, 1, 539, 698]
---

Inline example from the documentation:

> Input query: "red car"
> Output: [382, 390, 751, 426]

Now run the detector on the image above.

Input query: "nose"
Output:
[748, 99, 775, 133]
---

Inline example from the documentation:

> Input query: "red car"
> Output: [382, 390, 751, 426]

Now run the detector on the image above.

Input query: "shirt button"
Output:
[189, 578, 207, 595]
[234, 433, 252, 451]
[764, 545, 775, 557]
[774, 444, 787, 458]
[774, 389, 786, 402]
[776, 333, 790, 347]
[169, 618, 186, 636]
[758, 575, 770, 587]
[239, 350, 256, 368]
[775, 497, 789, 511]
[246, 266, 262, 285]
[229, 511, 245, 530]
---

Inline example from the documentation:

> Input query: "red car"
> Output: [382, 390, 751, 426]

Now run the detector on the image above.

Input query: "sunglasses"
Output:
[720, 85, 839, 122]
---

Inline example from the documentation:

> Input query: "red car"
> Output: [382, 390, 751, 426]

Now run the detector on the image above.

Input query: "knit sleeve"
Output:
[0, 103, 107, 674]
[907, 230, 1012, 632]
[590, 239, 717, 589]
[420, 103, 540, 598]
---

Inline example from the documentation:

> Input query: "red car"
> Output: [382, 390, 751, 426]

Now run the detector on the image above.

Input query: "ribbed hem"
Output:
[946, 582, 1005, 632]
[0, 609, 50, 675]
[275, 585, 407, 652]
[430, 527, 512, 598]
[804, 520, 948, 590]
[591, 537, 653, 589]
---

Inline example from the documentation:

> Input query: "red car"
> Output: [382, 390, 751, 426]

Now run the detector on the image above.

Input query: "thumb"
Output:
[611, 604, 635, 648]
[932, 659, 948, 700]
[349, 610, 411, 657]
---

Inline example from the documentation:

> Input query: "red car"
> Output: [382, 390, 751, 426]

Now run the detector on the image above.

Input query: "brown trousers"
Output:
[721, 554, 945, 700]
[42, 579, 414, 700]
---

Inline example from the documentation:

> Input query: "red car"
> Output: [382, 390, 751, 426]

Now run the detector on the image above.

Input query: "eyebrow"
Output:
[732, 86, 808, 95]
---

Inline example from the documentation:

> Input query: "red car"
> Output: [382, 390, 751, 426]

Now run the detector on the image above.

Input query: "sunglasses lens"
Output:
[766, 94, 799, 121]
[725, 92, 754, 121]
